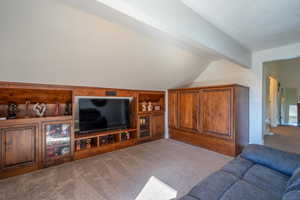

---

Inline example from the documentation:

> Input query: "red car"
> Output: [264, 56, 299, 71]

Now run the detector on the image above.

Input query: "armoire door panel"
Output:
[179, 91, 199, 131]
[201, 88, 233, 138]
[168, 91, 178, 128]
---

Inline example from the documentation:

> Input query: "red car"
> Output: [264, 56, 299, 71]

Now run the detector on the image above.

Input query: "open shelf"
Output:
[74, 128, 138, 154]
[0, 87, 73, 119]
[0, 115, 73, 124]
[138, 92, 165, 113]
[75, 128, 137, 140]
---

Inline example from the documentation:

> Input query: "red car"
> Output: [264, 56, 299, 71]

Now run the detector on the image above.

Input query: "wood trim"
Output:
[0, 81, 165, 93]
[168, 84, 249, 91]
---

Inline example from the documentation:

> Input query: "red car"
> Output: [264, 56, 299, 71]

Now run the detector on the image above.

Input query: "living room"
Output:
[1, 1, 300, 200]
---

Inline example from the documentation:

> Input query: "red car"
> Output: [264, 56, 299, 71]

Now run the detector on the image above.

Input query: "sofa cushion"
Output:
[220, 180, 281, 200]
[240, 144, 300, 176]
[282, 191, 300, 200]
[180, 195, 199, 200]
[243, 164, 289, 197]
[286, 167, 300, 192]
[221, 156, 253, 178]
[188, 171, 239, 200]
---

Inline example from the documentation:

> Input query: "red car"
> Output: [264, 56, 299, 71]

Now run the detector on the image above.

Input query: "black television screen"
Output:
[78, 98, 130, 134]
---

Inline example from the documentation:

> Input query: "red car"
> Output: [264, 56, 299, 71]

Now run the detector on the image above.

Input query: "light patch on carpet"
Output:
[135, 176, 177, 200]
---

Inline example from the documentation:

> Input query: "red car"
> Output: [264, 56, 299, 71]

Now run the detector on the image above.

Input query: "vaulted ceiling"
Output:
[1, 0, 299, 90]
[0, 0, 214, 90]
[63, 0, 252, 68]
[182, 0, 300, 51]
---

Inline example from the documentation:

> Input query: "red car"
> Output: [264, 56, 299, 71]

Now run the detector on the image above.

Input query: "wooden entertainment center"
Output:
[0, 82, 165, 179]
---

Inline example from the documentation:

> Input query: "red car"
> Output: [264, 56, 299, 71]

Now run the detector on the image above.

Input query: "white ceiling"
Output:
[72, 0, 252, 68]
[182, 0, 300, 51]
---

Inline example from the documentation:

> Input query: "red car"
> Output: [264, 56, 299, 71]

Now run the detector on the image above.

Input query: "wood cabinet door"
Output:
[168, 91, 178, 128]
[1, 124, 38, 169]
[151, 114, 164, 137]
[200, 88, 233, 139]
[178, 90, 199, 131]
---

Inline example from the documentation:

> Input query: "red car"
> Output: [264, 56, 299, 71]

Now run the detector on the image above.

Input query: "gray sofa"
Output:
[180, 144, 300, 200]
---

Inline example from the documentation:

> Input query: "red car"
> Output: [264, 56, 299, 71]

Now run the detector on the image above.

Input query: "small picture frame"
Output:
[154, 105, 161, 111]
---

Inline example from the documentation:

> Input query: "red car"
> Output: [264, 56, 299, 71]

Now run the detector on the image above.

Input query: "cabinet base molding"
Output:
[170, 129, 238, 157]
[0, 165, 39, 179]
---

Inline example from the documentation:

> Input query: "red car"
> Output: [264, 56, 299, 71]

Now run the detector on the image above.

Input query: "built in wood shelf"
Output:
[74, 139, 138, 160]
[75, 128, 137, 140]
[0, 115, 73, 125]
[138, 110, 164, 115]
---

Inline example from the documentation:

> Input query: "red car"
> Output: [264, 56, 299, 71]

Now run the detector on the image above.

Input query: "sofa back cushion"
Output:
[240, 145, 300, 176]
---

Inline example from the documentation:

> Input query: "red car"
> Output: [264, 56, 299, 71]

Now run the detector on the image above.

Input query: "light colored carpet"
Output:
[0, 139, 232, 200]
[265, 126, 300, 154]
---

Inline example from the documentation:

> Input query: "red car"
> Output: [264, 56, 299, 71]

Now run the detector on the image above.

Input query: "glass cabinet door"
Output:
[139, 116, 151, 138]
[44, 121, 72, 164]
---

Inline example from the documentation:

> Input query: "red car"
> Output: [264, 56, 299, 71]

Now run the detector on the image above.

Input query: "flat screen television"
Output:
[78, 98, 130, 134]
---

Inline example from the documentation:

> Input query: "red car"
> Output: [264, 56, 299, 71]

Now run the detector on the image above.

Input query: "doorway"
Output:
[263, 57, 300, 154]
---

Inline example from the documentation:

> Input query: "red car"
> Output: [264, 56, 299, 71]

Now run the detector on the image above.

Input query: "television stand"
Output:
[74, 128, 137, 160]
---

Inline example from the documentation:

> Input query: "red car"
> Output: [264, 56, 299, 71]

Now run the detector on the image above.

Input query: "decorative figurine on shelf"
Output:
[126, 132, 130, 140]
[7, 102, 18, 119]
[86, 139, 91, 149]
[76, 141, 81, 151]
[0, 109, 6, 120]
[33, 103, 47, 117]
[141, 101, 147, 112]
[54, 103, 60, 116]
[147, 101, 153, 112]
[25, 100, 31, 118]
[64, 102, 72, 116]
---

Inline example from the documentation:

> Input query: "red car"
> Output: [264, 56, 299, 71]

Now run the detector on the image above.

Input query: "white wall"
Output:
[252, 43, 300, 144]
[190, 59, 259, 143]
[0, 0, 214, 90]
[277, 58, 300, 97]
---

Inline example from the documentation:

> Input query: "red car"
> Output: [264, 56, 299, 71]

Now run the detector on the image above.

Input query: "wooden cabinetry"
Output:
[42, 120, 73, 167]
[168, 91, 178, 128]
[0, 81, 165, 179]
[169, 84, 249, 156]
[178, 90, 199, 131]
[138, 114, 164, 140]
[1, 124, 38, 169]
[200, 88, 233, 139]
[0, 123, 39, 178]
[151, 114, 164, 138]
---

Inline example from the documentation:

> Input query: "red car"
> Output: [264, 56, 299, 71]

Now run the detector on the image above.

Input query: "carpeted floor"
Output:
[0, 139, 231, 200]
[264, 126, 300, 154]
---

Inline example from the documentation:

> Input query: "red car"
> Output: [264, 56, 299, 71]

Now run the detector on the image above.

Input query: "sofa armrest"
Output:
[240, 144, 300, 176]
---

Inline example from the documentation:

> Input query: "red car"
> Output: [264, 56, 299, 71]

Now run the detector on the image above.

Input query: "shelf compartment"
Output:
[74, 128, 137, 140]
[74, 139, 138, 160]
